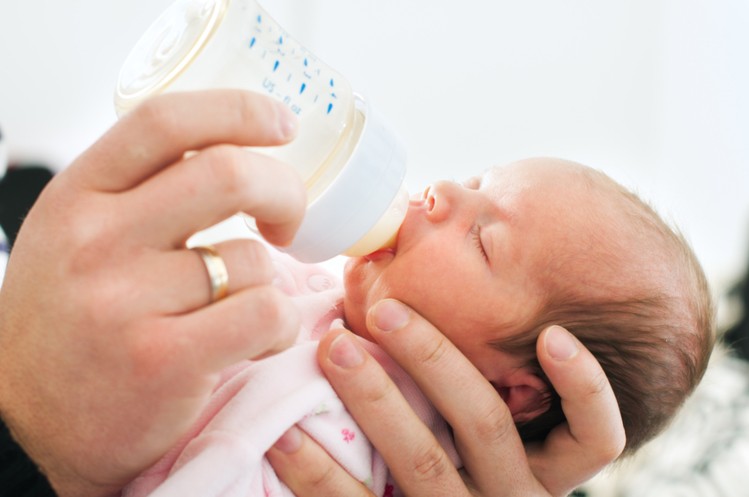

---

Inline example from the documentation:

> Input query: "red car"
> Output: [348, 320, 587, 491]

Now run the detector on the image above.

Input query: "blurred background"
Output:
[2, 1, 749, 494]
[1, 0, 748, 299]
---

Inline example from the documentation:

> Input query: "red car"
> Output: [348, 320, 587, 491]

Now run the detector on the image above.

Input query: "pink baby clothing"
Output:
[122, 251, 460, 497]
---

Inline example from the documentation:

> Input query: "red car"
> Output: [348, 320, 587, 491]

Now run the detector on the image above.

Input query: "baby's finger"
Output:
[267, 426, 377, 497]
[528, 326, 626, 496]
[317, 329, 471, 497]
[69, 90, 297, 193]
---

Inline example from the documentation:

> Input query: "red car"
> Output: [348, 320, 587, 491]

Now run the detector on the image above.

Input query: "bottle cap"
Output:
[280, 95, 407, 262]
[115, 0, 228, 116]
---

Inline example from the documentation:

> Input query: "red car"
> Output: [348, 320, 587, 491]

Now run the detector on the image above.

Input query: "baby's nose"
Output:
[423, 181, 460, 223]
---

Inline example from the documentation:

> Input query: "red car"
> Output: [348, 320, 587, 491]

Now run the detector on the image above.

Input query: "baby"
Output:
[123, 157, 714, 496]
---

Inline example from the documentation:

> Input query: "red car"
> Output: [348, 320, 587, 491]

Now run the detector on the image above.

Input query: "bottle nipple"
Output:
[343, 184, 409, 256]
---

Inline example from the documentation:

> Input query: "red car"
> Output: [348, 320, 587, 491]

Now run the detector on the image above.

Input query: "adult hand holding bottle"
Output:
[0, 90, 306, 497]
[0, 89, 624, 497]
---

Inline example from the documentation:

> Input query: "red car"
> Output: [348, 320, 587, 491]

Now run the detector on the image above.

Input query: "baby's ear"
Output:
[495, 370, 551, 423]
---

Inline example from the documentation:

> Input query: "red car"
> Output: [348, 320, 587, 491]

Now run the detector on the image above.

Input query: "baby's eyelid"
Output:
[471, 225, 490, 263]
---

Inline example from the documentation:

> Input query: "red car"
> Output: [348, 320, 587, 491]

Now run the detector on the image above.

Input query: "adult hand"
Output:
[267, 299, 625, 496]
[0, 90, 306, 497]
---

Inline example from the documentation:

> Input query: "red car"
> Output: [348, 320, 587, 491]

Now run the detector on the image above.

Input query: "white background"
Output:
[1, 0, 747, 312]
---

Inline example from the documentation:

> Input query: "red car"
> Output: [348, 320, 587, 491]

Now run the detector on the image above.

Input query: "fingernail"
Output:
[273, 426, 303, 454]
[372, 299, 409, 332]
[329, 333, 364, 368]
[545, 325, 579, 361]
[276, 103, 298, 140]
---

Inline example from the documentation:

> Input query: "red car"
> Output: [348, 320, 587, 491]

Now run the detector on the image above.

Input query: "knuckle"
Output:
[64, 253, 132, 322]
[410, 442, 451, 482]
[234, 90, 267, 124]
[255, 287, 301, 343]
[67, 233, 117, 277]
[64, 203, 140, 274]
[125, 319, 176, 379]
[240, 241, 275, 283]
[303, 462, 339, 492]
[133, 96, 182, 142]
[63, 201, 118, 259]
[358, 372, 397, 406]
[599, 432, 626, 462]
[469, 401, 517, 446]
[201, 145, 252, 198]
[580, 370, 626, 464]
[586, 368, 611, 399]
[231, 91, 284, 143]
[417, 335, 451, 367]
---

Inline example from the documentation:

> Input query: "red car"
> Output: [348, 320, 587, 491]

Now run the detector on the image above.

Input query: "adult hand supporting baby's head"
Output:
[526, 325, 626, 494]
[268, 300, 625, 497]
[0, 90, 306, 497]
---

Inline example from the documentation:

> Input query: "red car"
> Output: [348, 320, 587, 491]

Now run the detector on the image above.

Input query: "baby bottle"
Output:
[115, 0, 408, 262]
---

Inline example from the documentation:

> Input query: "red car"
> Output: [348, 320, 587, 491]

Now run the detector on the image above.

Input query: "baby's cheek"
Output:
[341, 276, 374, 338]
[342, 259, 368, 299]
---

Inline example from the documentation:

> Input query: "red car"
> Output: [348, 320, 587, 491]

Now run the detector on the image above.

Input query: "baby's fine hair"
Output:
[495, 166, 715, 455]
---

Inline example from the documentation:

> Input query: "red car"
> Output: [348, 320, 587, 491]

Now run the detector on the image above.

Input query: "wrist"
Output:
[0, 399, 118, 497]
[0, 413, 57, 496]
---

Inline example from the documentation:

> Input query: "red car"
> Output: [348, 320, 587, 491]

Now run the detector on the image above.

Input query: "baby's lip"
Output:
[363, 231, 399, 262]
[363, 247, 395, 262]
[361, 191, 423, 262]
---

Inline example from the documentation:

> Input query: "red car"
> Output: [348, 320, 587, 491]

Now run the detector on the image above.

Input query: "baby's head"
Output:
[342, 157, 714, 455]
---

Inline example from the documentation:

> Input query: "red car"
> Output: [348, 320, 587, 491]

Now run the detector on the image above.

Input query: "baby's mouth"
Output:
[363, 230, 399, 261]
[362, 187, 430, 262]
[363, 228, 399, 261]
[363, 248, 394, 262]
[363, 190, 432, 263]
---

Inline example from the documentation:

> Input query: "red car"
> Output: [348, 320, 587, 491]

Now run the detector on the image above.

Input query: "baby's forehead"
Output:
[470, 162, 589, 209]
[485, 159, 591, 182]
[483, 160, 626, 207]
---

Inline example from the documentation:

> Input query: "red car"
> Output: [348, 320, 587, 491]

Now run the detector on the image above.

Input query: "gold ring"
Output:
[191, 245, 229, 303]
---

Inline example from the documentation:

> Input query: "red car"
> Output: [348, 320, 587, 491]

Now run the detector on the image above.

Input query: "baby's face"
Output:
[343, 158, 607, 384]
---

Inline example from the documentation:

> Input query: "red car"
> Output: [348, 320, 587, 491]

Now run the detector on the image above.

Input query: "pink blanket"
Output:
[122, 252, 459, 497]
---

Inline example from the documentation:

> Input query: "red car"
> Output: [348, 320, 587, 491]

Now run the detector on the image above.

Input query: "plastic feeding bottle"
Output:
[115, 0, 407, 262]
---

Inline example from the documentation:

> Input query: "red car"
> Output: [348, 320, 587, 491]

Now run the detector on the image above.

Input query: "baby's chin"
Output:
[340, 298, 375, 342]
[342, 251, 397, 342]
[340, 266, 372, 341]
